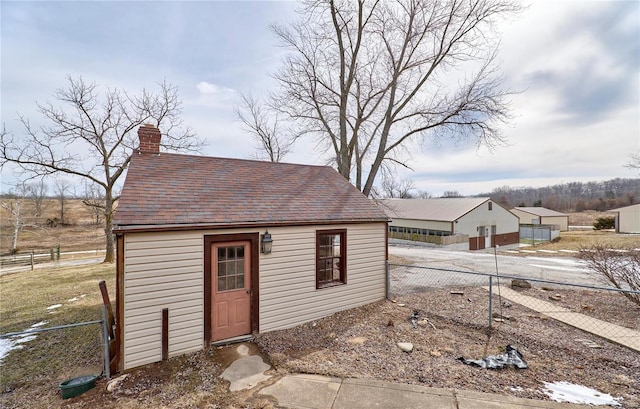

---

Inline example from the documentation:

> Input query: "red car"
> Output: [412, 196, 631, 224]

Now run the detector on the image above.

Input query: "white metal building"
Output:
[510, 207, 570, 232]
[380, 198, 520, 250]
[610, 203, 640, 234]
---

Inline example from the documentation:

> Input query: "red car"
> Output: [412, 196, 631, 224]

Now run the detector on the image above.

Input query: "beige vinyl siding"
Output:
[455, 201, 519, 237]
[123, 232, 204, 370]
[258, 223, 387, 332]
[122, 222, 386, 370]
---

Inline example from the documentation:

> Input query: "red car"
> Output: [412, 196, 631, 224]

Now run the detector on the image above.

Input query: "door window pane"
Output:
[216, 245, 246, 292]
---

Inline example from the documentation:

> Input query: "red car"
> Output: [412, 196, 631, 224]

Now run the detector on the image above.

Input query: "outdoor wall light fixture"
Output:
[261, 230, 273, 254]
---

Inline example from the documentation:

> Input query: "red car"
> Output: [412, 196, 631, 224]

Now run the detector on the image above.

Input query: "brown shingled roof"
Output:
[113, 151, 388, 230]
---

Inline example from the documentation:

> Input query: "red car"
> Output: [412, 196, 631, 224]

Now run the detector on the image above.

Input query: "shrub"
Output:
[579, 245, 640, 306]
[593, 216, 615, 230]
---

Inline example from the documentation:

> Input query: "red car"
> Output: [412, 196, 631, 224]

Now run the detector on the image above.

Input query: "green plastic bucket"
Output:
[59, 374, 98, 399]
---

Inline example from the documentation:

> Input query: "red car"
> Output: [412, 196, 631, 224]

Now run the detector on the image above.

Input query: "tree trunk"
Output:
[103, 193, 115, 263]
[59, 195, 65, 225]
[11, 224, 19, 255]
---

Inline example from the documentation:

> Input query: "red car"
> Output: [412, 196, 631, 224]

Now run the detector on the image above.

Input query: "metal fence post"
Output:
[101, 305, 111, 380]
[385, 261, 390, 300]
[488, 275, 493, 329]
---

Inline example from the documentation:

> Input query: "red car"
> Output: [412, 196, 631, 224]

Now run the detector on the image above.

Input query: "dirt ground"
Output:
[257, 288, 640, 408]
[6, 286, 637, 409]
[2, 208, 639, 408]
[1, 343, 279, 409]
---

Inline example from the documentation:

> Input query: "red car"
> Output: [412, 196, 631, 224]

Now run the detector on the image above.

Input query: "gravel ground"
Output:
[257, 287, 640, 408]
[522, 286, 640, 330]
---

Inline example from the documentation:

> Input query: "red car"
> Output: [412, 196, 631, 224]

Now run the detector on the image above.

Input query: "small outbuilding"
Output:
[609, 203, 640, 234]
[510, 207, 569, 232]
[112, 125, 389, 371]
[380, 198, 520, 250]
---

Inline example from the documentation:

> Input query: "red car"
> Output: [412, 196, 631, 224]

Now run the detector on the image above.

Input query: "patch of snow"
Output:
[80, 294, 86, 298]
[543, 381, 622, 406]
[68, 297, 78, 302]
[31, 321, 47, 327]
[46, 304, 62, 310]
[0, 326, 42, 365]
[0, 338, 16, 364]
[15, 335, 37, 344]
[528, 264, 586, 273]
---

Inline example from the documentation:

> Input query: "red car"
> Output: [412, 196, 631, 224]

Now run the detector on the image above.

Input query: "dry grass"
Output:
[0, 199, 106, 256]
[0, 264, 115, 407]
[524, 230, 639, 253]
[0, 264, 254, 409]
[567, 210, 610, 227]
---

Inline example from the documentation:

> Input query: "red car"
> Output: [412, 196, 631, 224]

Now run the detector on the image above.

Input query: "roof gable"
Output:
[114, 152, 388, 228]
[512, 207, 568, 217]
[380, 198, 491, 222]
[609, 203, 640, 212]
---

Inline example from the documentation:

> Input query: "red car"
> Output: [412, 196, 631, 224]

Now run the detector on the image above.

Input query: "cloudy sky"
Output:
[1, 0, 639, 196]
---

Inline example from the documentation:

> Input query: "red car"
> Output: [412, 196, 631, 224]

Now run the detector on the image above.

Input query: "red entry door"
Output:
[211, 241, 251, 341]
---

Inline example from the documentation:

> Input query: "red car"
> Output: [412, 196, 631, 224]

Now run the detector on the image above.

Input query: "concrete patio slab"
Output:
[259, 374, 341, 409]
[333, 379, 455, 409]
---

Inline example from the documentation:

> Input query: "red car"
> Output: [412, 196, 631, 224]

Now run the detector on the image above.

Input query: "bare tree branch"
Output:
[0, 77, 203, 262]
[579, 245, 640, 306]
[625, 152, 640, 173]
[235, 94, 293, 162]
[1, 182, 45, 254]
[240, 0, 519, 196]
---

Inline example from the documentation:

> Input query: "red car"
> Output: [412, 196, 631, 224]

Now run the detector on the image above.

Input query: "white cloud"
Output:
[1, 0, 637, 197]
[196, 81, 237, 96]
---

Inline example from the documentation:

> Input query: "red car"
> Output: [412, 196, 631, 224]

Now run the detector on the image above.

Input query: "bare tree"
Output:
[0, 76, 204, 262]
[53, 178, 73, 226]
[579, 245, 640, 306]
[243, 0, 518, 196]
[1, 183, 41, 254]
[25, 179, 48, 224]
[235, 94, 293, 162]
[82, 180, 106, 226]
[380, 172, 416, 198]
[626, 152, 640, 173]
[442, 190, 463, 198]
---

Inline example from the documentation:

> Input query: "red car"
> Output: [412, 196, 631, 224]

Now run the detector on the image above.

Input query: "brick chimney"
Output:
[138, 124, 161, 153]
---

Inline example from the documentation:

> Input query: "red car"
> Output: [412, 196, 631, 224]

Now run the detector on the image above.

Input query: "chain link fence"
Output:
[0, 305, 111, 400]
[387, 262, 640, 350]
